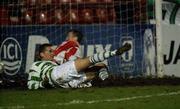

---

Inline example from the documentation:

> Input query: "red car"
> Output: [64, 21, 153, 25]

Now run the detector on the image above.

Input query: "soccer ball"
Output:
[0, 62, 4, 74]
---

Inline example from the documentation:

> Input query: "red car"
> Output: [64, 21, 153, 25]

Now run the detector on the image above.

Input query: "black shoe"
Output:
[116, 43, 131, 55]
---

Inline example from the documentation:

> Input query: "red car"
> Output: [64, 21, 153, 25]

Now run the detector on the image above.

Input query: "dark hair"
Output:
[37, 43, 52, 60]
[67, 29, 84, 43]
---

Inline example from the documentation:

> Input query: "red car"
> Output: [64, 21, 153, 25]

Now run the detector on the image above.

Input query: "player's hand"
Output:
[42, 76, 51, 88]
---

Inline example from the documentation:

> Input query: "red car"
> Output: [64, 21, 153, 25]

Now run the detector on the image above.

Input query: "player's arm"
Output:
[53, 40, 79, 56]
[53, 40, 80, 64]
[65, 46, 82, 61]
[27, 79, 44, 90]
[27, 69, 45, 90]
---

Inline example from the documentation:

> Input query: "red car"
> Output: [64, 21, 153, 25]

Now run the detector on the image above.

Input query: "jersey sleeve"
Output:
[27, 63, 44, 90]
[53, 40, 80, 64]
[65, 46, 82, 61]
[53, 51, 66, 64]
[27, 78, 44, 89]
[53, 40, 79, 56]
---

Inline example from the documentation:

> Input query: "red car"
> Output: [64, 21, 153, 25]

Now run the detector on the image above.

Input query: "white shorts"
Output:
[51, 61, 87, 88]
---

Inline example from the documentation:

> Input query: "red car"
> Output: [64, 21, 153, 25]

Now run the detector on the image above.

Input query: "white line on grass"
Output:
[1, 91, 180, 109]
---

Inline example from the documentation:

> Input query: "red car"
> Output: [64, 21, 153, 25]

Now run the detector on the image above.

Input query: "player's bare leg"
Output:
[84, 63, 109, 80]
[66, 44, 131, 88]
[68, 43, 131, 88]
[84, 72, 96, 81]
[84, 63, 106, 72]
[74, 43, 131, 72]
[71, 64, 108, 88]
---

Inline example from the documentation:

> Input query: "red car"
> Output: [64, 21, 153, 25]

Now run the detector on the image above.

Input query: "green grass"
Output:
[1, 85, 180, 109]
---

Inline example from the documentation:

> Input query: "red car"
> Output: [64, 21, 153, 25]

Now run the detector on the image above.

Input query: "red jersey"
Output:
[53, 40, 82, 64]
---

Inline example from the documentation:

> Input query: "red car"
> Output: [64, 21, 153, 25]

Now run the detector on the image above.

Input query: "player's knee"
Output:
[95, 63, 107, 68]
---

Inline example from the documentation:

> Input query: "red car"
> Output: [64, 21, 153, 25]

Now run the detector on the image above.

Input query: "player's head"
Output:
[38, 43, 54, 61]
[66, 29, 84, 43]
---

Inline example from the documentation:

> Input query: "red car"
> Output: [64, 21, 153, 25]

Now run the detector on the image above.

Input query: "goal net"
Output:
[0, 0, 157, 80]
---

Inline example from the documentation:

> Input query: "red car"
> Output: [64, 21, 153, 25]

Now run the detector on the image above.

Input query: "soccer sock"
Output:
[99, 67, 109, 80]
[89, 50, 117, 64]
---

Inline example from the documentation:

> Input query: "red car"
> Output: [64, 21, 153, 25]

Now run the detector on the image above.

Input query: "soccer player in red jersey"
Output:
[54, 29, 83, 64]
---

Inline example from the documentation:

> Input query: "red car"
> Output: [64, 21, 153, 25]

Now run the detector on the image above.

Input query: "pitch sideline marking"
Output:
[1, 91, 180, 109]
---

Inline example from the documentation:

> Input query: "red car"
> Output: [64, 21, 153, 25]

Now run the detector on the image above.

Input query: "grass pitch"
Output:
[1, 85, 180, 109]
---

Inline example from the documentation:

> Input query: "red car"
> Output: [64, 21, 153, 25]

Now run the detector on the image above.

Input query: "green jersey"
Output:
[27, 61, 57, 89]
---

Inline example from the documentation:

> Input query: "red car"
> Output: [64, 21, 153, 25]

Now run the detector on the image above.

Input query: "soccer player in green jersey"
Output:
[27, 43, 131, 89]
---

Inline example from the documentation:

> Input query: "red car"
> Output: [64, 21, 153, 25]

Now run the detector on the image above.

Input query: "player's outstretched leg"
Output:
[116, 43, 131, 55]
[89, 43, 131, 64]
[74, 43, 131, 72]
